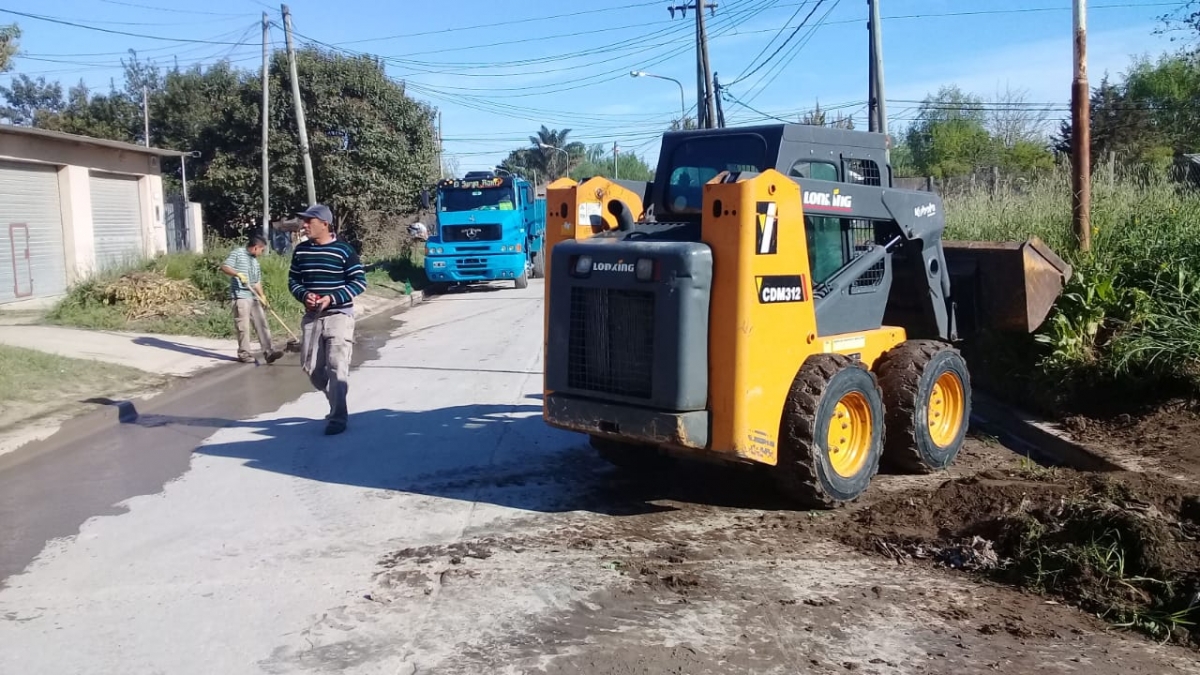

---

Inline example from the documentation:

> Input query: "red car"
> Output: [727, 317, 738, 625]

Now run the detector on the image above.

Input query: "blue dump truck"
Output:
[423, 171, 546, 292]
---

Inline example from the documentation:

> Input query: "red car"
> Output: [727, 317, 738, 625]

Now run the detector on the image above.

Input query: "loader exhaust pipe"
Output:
[608, 198, 635, 233]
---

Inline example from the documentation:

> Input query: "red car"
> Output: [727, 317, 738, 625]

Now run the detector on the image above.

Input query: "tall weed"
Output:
[945, 165, 1200, 412]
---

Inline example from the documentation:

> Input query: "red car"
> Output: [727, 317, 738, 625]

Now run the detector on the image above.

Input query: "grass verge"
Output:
[44, 245, 426, 340]
[0, 344, 167, 432]
[944, 165, 1200, 416]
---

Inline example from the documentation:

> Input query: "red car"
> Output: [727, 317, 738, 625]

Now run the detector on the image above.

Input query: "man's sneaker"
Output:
[324, 419, 347, 436]
[238, 355, 256, 364]
[265, 350, 284, 364]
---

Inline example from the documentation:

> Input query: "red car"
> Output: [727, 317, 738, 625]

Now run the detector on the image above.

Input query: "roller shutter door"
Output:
[0, 160, 67, 304]
[89, 172, 145, 272]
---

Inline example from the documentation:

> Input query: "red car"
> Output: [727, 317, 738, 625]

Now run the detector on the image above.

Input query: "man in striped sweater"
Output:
[288, 204, 367, 435]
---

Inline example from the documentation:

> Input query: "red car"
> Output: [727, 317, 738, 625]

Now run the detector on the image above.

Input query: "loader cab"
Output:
[651, 123, 893, 222]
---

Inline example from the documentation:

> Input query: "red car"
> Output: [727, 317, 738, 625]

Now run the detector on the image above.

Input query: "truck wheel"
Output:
[589, 436, 672, 472]
[874, 340, 971, 474]
[774, 354, 885, 509]
[425, 282, 448, 296]
[531, 252, 545, 279]
[515, 270, 529, 289]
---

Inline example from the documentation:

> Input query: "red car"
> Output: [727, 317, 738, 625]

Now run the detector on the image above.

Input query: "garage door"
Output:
[89, 172, 145, 272]
[0, 160, 67, 305]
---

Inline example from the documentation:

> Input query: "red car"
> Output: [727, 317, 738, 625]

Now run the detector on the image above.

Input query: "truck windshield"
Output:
[665, 134, 769, 214]
[439, 187, 516, 212]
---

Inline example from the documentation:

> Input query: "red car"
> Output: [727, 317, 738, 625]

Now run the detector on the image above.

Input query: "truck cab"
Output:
[424, 171, 547, 291]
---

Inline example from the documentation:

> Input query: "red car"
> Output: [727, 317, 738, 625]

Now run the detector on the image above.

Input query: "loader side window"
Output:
[805, 215, 844, 284]
[789, 161, 838, 182]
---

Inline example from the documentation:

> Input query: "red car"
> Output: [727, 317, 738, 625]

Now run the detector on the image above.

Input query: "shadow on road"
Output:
[188, 397, 796, 517]
[132, 336, 237, 362]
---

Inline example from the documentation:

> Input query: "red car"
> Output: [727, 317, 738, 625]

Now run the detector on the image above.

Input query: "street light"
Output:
[631, 70, 687, 127]
[538, 142, 569, 178]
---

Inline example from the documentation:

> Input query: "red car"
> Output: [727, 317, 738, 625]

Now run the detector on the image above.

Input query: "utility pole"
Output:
[261, 12, 271, 242]
[613, 142, 619, 179]
[281, 4, 316, 206]
[867, 0, 888, 159]
[142, 86, 149, 147]
[437, 110, 444, 179]
[669, 2, 718, 129]
[713, 72, 726, 128]
[1071, 0, 1091, 253]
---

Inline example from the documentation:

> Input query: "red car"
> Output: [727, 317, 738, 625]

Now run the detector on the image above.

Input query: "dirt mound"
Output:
[844, 468, 1200, 647]
[1064, 399, 1200, 478]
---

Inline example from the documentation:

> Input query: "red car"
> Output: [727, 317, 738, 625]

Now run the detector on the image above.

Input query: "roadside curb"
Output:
[969, 390, 1130, 472]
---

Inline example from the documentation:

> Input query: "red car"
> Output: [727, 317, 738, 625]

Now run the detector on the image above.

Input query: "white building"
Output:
[0, 124, 200, 308]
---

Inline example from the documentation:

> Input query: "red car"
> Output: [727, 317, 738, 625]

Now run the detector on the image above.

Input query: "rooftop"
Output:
[0, 124, 189, 158]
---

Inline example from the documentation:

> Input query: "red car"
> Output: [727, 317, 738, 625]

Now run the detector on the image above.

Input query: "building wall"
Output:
[0, 133, 182, 303]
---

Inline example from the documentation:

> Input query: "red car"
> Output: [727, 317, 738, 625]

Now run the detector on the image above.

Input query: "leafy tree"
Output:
[905, 85, 996, 178]
[568, 143, 654, 181]
[12, 46, 438, 241]
[0, 75, 63, 125]
[498, 126, 586, 181]
[0, 23, 19, 73]
[1053, 59, 1192, 170]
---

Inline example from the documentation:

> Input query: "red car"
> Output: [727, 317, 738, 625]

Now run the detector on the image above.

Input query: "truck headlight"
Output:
[572, 255, 592, 277]
[635, 258, 654, 281]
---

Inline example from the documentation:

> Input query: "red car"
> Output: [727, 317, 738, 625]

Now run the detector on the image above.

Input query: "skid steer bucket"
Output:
[944, 236, 1073, 336]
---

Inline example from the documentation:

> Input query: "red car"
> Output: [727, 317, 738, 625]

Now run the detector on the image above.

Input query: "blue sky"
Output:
[3, 0, 1185, 172]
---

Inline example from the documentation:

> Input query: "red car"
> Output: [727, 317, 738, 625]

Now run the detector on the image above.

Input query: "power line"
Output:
[0, 8, 259, 44]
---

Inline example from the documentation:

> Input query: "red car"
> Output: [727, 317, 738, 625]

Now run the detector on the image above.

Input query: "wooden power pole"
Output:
[281, 4, 316, 207]
[867, 0, 888, 159]
[261, 12, 271, 242]
[669, 2, 718, 129]
[1071, 0, 1091, 253]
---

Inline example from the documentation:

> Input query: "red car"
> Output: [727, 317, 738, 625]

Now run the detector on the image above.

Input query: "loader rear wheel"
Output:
[589, 436, 672, 472]
[874, 340, 972, 474]
[774, 354, 885, 509]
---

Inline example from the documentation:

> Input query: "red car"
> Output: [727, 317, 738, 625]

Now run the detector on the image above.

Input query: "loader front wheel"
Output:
[874, 340, 972, 474]
[774, 354, 885, 509]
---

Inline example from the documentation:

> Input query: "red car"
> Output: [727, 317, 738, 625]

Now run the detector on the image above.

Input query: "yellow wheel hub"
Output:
[826, 391, 873, 478]
[927, 371, 966, 447]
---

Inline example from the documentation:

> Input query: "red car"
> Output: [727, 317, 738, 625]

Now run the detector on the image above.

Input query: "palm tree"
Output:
[529, 125, 585, 179]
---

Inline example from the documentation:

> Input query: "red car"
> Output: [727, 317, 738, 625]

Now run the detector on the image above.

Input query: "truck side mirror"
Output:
[420, 189, 431, 211]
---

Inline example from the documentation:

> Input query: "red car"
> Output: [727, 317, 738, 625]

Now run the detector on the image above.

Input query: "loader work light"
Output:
[572, 255, 592, 277]
[635, 258, 655, 281]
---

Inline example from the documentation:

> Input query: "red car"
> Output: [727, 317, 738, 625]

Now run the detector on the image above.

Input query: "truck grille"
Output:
[443, 224, 502, 242]
[567, 287, 655, 399]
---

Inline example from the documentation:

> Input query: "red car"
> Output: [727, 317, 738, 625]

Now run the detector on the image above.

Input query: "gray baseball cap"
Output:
[296, 204, 333, 223]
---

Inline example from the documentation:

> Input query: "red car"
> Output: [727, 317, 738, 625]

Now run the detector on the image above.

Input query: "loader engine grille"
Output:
[567, 287, 655, 399]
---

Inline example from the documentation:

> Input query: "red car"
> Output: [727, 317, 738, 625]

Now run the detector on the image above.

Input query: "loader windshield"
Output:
[664, 134, 769, 214]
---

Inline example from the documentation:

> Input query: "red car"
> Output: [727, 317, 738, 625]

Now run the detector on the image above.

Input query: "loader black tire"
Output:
[589, 436, 672, 472]
[874, 339, 972, 474]
[774, 354, 885, 509]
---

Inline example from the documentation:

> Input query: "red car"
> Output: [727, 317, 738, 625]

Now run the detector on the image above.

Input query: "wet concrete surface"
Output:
[0, 309, 402, 585]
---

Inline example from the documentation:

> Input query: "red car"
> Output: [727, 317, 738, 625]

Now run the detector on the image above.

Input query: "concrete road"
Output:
[2, 280, 1196, 675]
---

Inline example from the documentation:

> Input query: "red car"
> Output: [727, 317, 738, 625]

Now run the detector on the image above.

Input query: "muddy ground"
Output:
[360, 437, 1200, 674]
[1064, 398, 1200, 481]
